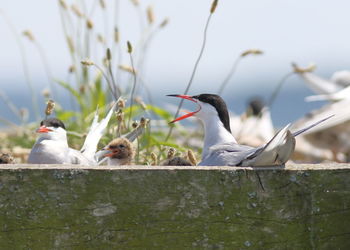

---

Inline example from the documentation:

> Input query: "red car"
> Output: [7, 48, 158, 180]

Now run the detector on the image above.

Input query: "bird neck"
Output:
[107, 157, 132, 166]
[201, 115, 237, 157]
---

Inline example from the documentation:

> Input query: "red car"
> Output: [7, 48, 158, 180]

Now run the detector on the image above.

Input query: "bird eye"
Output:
[119, 144, 125, 148]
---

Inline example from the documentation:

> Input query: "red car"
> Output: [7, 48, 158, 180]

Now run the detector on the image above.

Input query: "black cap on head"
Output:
[192, 94, 231, 133]
[247, 97, 265, 116]
[40, 118, 66, 129]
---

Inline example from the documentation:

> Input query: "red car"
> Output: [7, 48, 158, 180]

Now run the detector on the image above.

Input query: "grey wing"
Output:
[199, 143, 256, 166]
[68, 148, 95, 165]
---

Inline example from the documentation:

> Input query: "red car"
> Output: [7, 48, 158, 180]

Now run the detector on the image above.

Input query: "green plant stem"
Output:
[127, 53, 137, 128]
[107, 59, 121, 98]
[92, 64, 118, 100]
[165, 12, 213, 142]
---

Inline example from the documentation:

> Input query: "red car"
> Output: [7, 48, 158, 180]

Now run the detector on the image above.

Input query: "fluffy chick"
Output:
[161, 156, 193, 166]
[0, 153, 15, 164]
[103, 138, 135, 165]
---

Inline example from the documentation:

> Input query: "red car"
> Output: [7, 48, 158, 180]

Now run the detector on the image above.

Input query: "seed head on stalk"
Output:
[147, 6, 155, 24]
[45, 99, 55, 118]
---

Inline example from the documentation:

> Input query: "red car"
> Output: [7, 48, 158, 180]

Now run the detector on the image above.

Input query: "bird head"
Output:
[36, 118, 67, 140]
[102, 138, 135, 161]
[167, 94, 231, 133]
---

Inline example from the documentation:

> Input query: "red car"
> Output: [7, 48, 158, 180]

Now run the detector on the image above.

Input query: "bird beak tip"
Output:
[36, 126, 52, 133]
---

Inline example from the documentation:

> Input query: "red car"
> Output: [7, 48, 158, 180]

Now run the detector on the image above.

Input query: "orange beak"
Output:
[36, 126, 52, 133]
[167, 95, 201, 123]
[104, 149, 119, 158]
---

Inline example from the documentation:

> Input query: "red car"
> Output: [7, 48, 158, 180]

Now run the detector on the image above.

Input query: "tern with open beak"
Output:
[168, 94, 332, 167]
[28, 103, 116, 165]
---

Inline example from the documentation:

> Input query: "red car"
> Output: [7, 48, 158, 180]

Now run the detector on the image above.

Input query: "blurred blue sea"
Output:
[0, 77, 326, 129]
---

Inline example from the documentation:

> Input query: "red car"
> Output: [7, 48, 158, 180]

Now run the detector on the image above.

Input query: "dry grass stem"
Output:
[81, 58, 94, 66]
[127, 41, 133, 53]
[147, 6, 155, 24]
[22, 30, 35, 41]
[159, 18, 169, 28]
[99, 0, 106, 9]
[167, 148, 176, 159]
[210, 0, 218, 13]
[127, 41, 137, 128]
[59, 0, 68, 10]
[71, 4, 84, 18]
[268, 72, 294, 107]
[166, 0, 216, 141]
[240, 49, 263, 57]
[66, 36, 75, 53]
[119, 64, 137, 74]
[218, 48, 263, 95]
[187, 149, 197, 165]
[86, 19, 94, 29]
[150, 152, 157, 165]
[117, 98, 126, 109]
[114, 27, 120, 43]
[130, 0, 139, 7]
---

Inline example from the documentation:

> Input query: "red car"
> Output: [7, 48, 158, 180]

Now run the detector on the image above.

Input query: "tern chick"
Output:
[101, 138, 135, 165]
[0, 153, 15, 164]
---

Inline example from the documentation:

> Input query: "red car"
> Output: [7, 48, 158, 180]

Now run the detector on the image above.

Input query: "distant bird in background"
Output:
[295, 65, 350, 95]
[28, 103, 116, 165]
[291, 99, 350, 162]
[305, 85, 350, 102]
[0, 153, 15, 164]
[230, 97, 275, 147]
[168, 94, 332, 167]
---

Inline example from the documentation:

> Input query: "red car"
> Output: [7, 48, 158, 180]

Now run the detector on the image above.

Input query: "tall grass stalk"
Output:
[23, 32, 57, 100]
[268, 62, 317, 107]
[0, 11, 40, 121]
[217, 49, 263, 95]
[127, 41, 137, 128]
[217, 56, 241, 95]
[267, 72, 294, 107]
[0, 91, 23, 123]
[165, 0, 218, 141]
[106, 48, 121, 98]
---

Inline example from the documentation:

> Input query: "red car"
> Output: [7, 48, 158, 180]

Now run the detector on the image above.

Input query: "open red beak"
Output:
[167, 94, 201, 123]
[104, 148, 119, 158]
[36, 126, 52, 133]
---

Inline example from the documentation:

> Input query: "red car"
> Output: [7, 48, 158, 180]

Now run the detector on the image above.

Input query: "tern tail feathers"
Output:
[292, 115, 334, 137]
[240, 124, 295, 167]
[80, 102, 116, 161]
[123, 125, 145, 142]
[240, 115, 333, 166]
